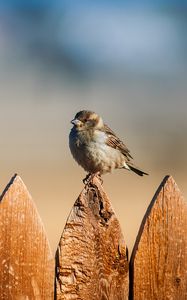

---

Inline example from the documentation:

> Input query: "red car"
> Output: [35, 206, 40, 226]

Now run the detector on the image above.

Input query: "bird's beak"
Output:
[71, 118, 81, 126]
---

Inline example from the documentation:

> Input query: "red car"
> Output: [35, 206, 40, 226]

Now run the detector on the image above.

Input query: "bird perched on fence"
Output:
[69, 110, 148, 183]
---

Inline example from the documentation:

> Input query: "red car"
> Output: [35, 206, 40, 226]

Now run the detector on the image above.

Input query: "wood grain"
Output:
[55, 176, 129, 300]
[130, 175, 187, 300]
[0, 175, 54, 300]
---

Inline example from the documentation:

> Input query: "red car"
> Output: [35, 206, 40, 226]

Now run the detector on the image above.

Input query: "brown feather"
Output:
[101, 124, 133, 160]
[126, 162, 149, 176]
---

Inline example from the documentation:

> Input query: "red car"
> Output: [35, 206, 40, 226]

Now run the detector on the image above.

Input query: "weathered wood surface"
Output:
[55, 176, 129, 300]
[0, 175, 54, 300]
[130, 175, 187, 300]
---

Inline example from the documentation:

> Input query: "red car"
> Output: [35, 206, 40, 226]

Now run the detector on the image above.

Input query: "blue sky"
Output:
[0, 0, 186, 78]
[1, 0, 187, 7]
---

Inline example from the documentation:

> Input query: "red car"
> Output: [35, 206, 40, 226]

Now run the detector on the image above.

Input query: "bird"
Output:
[69, 110, 148, 182]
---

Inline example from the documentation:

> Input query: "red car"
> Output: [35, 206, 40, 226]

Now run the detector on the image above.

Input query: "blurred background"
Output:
[0, 0, 187, 254]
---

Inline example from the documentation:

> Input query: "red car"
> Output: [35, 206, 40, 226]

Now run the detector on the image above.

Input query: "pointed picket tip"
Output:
[130, 175, 187, 300]
[0, 174, 54, 299]
[0, 173, 17, 202]
[130, 175, 170, 260]
[55, 175, 129, 300]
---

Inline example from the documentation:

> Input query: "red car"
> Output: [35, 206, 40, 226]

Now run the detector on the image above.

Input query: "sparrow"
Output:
[69, 110, 148, 181]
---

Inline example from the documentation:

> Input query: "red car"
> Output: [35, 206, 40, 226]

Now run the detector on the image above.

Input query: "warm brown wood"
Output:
[55, 175, 129, 300]
[0, 174, 54, 300]
[130, 175, 187, 300]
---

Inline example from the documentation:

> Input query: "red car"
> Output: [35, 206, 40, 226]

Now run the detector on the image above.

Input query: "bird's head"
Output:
[71, 110, 103, 131]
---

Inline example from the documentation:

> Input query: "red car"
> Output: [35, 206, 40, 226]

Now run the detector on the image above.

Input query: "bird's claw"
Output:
[83, 173, 91, 185]
[83, 172, 103, 185]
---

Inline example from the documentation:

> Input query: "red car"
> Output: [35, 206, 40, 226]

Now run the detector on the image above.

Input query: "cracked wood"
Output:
[55, 176, 129, 300]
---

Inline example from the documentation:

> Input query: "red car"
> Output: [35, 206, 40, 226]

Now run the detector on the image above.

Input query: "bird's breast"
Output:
[69, 128, 124, 173]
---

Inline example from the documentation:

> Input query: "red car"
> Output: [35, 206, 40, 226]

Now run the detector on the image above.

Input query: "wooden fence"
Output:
[0, 174, 186, 299]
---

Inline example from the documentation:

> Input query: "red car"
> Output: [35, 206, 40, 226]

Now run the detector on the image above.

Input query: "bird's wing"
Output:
[102, 124, 133, 160]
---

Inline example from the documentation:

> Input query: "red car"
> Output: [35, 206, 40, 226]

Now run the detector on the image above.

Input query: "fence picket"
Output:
[55, 176, 129, 300]
[1, 174, 186, 299]
[130, 175, 187, 300]
[0, 175, 54, 300]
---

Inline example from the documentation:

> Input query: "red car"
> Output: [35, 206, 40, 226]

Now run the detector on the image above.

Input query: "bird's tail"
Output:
[126, 162, 148, 176]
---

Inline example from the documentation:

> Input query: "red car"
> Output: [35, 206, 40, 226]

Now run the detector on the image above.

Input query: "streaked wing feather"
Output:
[102, 124, 133, 160]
